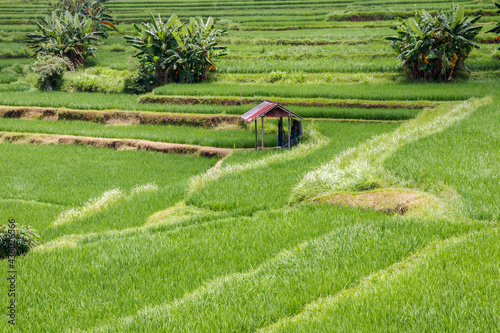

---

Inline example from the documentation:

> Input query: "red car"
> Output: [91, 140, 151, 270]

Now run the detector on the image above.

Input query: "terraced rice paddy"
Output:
[0, 0, 499, 331]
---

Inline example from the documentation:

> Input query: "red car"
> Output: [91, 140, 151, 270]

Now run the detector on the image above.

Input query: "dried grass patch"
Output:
[314, 189, 435, 216]
[139, 96, 432, 109]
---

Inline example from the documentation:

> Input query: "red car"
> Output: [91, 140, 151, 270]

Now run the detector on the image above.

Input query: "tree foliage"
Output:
[125, 14, 228, 84]
[487, 2, 500, 50]
[387, 4, 481, 81]
[27, 0, 117, 67]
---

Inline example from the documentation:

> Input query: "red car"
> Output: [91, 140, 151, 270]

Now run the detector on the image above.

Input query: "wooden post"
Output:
[279, 117, 282, 148]
[287, 116, 291, 148]
[254, 119, 257, 150]
[261, 116, 264, 150]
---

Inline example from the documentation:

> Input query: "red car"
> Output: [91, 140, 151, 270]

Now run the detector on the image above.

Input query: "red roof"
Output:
[241, 100, 302, 122]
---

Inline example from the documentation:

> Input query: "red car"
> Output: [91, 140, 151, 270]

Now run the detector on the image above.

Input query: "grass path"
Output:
[290, 97, 492, 206]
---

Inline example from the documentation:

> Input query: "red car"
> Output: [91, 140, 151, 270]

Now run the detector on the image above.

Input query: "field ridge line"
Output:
[52, 183, 158, 227]
[0, 198, 67, 207]
[258, 230, 487, 332]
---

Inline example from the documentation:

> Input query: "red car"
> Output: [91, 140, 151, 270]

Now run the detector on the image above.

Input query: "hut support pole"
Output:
[288, 116, 291, 148]
[261, 116, 264, 150]
[254, 119, 257, 150]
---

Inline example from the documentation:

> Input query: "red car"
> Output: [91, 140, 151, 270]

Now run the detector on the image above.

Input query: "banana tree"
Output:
[49, 0, 119, 37]
[487, 2, 500, 50]
[387, 4, 481, 81]
[125, 14, 227, 84]
[27, 10, 104, 66]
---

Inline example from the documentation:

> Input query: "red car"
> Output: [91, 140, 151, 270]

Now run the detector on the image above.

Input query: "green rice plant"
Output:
[387, 4, 482, 81]
[186, 124, 329, 194]
[88, 210, 482, 332]
[0, 58, 31, 70]
[63, 67, 128, 93]
[152, 81, 500, 101]
[265, 228, 500, 333]
[0, 72, 18, 84]
[0, 201, 479, 332]
[188, 121, 398, 212]
[0, 143, 216, 241]
[0, 48, 30, 59]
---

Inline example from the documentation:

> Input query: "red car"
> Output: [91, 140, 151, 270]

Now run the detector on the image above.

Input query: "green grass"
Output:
[0, 117, 276, 148]
[90, 208, 483, 332]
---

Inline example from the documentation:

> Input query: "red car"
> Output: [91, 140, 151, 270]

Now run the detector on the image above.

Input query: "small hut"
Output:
[241, 100, 303, 150]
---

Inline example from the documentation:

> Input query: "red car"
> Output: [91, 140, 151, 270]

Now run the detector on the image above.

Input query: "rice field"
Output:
[0, 0, 499, 331]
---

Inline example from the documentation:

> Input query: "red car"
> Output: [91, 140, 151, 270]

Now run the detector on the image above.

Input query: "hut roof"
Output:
[241, 100, 303, 122]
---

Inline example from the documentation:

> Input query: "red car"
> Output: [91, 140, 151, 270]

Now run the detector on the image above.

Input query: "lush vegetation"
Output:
[32, 55, 72, 90]
[0, 0, 499, 332]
